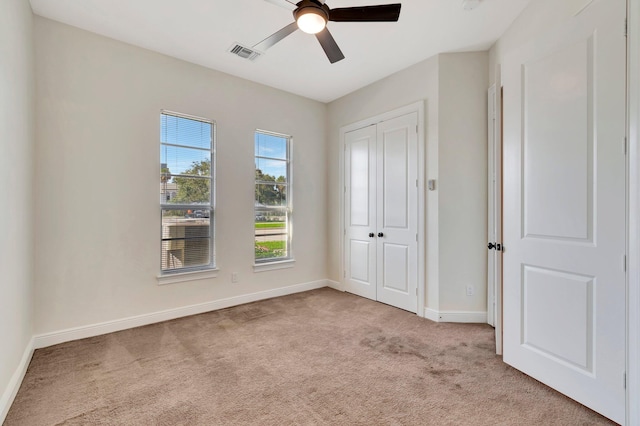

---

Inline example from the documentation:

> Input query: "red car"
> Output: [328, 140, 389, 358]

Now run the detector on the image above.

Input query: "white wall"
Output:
[327, 51, 489, 316]
[33, 17, 327, 334]
[0, 0, 35, 416]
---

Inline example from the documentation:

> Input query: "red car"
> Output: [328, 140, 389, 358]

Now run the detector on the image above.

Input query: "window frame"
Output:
[254, 129, 293, 267]
[160, 110, 216, 277]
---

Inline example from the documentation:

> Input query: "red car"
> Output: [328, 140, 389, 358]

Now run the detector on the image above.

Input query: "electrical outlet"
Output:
[466, 285, 474, 296]
[231, 272, 238, 283]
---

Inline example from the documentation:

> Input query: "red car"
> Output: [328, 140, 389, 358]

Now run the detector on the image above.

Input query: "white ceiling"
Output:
[29, 0, 530, 103]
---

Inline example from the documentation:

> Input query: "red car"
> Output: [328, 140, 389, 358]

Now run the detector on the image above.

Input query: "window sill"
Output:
[253, 259, 295, 273]
[157, 268, 219, 285]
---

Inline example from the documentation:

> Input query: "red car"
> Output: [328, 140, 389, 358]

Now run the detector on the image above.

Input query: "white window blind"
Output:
[160, 111, 215, 273]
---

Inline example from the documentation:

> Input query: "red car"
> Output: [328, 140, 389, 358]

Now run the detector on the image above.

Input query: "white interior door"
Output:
[344, 124, 377, 301]
[502, 0, 626, 423]
[344, 112, 419, 313]
[376, 113, 419, 313]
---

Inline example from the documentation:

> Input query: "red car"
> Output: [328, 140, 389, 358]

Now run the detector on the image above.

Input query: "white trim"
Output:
[157, 268, 219, 285]
[339, 101, 426, 317]
[627, 0, 640, 424]
[424, 308, 488, 324]
[253, 259, 295, 272]
[34, 280, 328, 349]
[326, 280, 342, 291]
[487, 83, 497, 328]
[492, 64, 503, 357]
[416, 103, 426, 318]
[0, 337, 35, 424]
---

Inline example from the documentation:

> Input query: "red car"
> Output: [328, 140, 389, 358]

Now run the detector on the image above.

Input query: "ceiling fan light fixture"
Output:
[295, 7, 327, 34]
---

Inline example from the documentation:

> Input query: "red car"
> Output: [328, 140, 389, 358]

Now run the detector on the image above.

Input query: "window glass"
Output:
[255, 131, 291, 263]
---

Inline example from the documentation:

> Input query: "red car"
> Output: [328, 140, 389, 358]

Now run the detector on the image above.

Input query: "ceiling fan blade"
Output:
[329, 4, 401, 22]
[253, 22, 299, 51]
[264, 0, 297, 11]
[315, 28, 345, 63]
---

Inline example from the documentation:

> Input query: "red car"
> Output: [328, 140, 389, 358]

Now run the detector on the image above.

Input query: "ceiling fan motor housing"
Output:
[293, 0, 330, 23]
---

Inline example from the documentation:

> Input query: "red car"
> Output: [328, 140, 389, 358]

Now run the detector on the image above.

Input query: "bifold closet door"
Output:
[344, 112, 418, 313]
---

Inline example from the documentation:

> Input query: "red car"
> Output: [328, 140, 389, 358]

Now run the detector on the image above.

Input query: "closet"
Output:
[343, 110, 419, 313]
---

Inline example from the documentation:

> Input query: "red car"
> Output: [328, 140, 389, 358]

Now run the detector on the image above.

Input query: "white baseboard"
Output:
[34, 279, 329, 349]
[326, 280, 343, 291]
[0, 337, 35, 424]
[424, 308, 487, 323]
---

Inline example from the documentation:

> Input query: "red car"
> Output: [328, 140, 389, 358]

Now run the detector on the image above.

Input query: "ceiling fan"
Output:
[256, 0, 402, 63]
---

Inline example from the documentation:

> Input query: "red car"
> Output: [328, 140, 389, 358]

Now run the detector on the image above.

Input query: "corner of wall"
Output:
[436, 51, 490, 315]
[0, 338, 35, 423]
[0, 0, 36, 422]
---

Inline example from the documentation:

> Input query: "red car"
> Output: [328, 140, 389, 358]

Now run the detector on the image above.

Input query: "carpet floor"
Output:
[5, 288, 615, 425]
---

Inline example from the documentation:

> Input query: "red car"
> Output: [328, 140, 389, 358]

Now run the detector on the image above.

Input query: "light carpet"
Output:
[5, 288, 614, 425]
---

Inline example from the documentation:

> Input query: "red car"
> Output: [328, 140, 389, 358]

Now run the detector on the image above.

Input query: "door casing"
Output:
[626, 0, 640, 424]
[339, 101, 426, 317]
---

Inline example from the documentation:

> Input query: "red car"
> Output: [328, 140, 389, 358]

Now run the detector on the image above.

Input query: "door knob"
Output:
[378, 232, 384, 238]
[369, 233, 375, 238]
[488, 242, 503, 251]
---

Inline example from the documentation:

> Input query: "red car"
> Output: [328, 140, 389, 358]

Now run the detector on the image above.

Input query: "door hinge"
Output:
[624, 18, 628, 37]
[416, 125, 418, 134]
[343, 270, 346, 278]
[624, 137, 627, 155]
[623, 255, 627, 272]
[416, 233, 418, 242]
[624, 372, 627, 389]
[415, 287, 418, 296]
[416, 179, 418, 188]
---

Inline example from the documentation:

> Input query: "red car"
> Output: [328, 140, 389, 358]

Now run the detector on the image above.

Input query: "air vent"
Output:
[228, 43, 262, 61]
[461, 0, 481, 10]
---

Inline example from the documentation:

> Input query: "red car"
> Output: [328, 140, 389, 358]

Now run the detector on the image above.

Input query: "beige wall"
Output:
[437, 52, 489, 312]
[327, 51, 489, 315]
[0, 0, 35, 414]
[326, 54, 439, 296]
[33, 17, 327, 334]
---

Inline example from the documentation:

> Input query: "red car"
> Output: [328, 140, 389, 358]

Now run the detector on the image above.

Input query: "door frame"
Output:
[627, 0, 640, 424]
[339, 101, 426, 316]
[487, 69, 503, 355]
[487, 83, 496, 328]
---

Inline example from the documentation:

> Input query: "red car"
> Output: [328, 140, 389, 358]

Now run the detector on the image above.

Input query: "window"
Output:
[160, 111, 215, 274]
[255, 130, 292, 264]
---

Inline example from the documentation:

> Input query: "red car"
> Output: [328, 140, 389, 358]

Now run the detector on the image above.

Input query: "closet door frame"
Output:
[339, 101, 426, 317]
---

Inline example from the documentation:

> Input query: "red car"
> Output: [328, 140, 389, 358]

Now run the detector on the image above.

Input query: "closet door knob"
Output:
[378, 232, 384, 238]
[369, 233, 375, 238]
